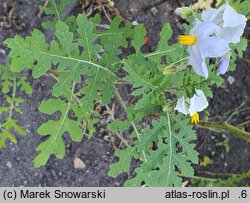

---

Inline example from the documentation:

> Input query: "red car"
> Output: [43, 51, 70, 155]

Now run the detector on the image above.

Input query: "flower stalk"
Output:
[197, 121, 250, 141]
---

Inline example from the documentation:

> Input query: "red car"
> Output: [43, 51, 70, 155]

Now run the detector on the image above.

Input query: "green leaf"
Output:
[181, 68, 223, 99]
[97, 16, 133, 48]
[4, 30, 50, 75]
[34, 98, 83, 167]
[125, 113, 198, 186]
[108, 147, 138, 177]
[139, 116, 167, 150]
[71, 105, 99, 139]
[145, 23, 173, 63]
[231, 37, 248, 57]
[107, 120, 131, 133]
[41, 0, 72, 29]
[17, 76, 33, 95]
[123, 56, 161, 110]
[131, 24, 147, 55]
[77, 14, 102, 62]
[0, 118, 26, 148]
[0, 65, 13, 94]
[0, 106, 9, 114]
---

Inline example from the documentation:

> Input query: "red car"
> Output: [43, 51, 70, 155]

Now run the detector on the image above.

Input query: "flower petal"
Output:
[188, 89, 208, 115]
[188, 45, 209, 79]
[191, 20, 220, 39]
[174, 96, 189, 115]
[217, 25, 246, 43]
[223, 4, 247, 28]
[217, 53, 230, 75]
[198, 37, 230, 58]
[201, 7, 223, 24]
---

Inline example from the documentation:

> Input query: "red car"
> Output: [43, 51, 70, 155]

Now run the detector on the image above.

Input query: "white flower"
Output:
[179, 19, 230, 79]
[174, 89, 208, 118]
[202, 4, 247, 43]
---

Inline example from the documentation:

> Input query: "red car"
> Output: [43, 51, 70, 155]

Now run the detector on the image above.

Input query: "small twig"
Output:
[102, 5, 112, 22]
[236, 54, 250, 63]
[197, 121, 250, 141]
[225, 101, 246, 122]
[37, 0, 49, 18]
[237, 120, 250, 128]
[7, 6, 15, 26]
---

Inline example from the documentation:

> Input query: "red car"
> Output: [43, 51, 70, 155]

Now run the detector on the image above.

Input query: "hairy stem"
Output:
[197, 121, 250, 141]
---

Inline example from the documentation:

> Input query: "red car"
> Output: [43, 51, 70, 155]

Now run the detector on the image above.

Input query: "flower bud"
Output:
[163, 100, 175, 113]
[162, 63, 186, 75]
[175, 7, 193, 19]
[162, 65, 176, 75]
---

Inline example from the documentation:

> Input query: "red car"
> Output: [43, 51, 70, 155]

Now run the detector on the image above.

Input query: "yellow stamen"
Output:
[232, 6, 236, 12]
[191, 112, 200, 124]
[178, 35, 197, 45]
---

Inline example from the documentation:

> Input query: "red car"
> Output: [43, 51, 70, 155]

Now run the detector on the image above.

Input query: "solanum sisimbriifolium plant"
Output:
[0, 0, 249, 186]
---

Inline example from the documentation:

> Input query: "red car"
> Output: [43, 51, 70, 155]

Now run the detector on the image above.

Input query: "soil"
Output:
[0, 0, 249, 186]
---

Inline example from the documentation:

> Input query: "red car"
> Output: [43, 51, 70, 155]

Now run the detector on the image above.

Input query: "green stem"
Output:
[9, 73, 17, 119]
[49, 73, 82, 107]
[114, 87, 147, 162]
[197, 121, 250, 140]
[46, 69, 68, 75]
[114, 132, 130, 148]
[52, 0, 60, 21]
[179, 174, 219, 182]
[144, 48, 176, 58]
[168, 56, 189, 66]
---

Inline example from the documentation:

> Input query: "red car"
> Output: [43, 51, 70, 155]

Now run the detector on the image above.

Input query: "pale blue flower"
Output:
[217, 52, 231, 75]
[180, 19, 230, 79]
[202, 4, 247, 43]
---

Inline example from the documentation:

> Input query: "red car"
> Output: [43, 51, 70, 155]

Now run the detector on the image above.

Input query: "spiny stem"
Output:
[114, 87, 147, 162]
[197, 121, 250, 141]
